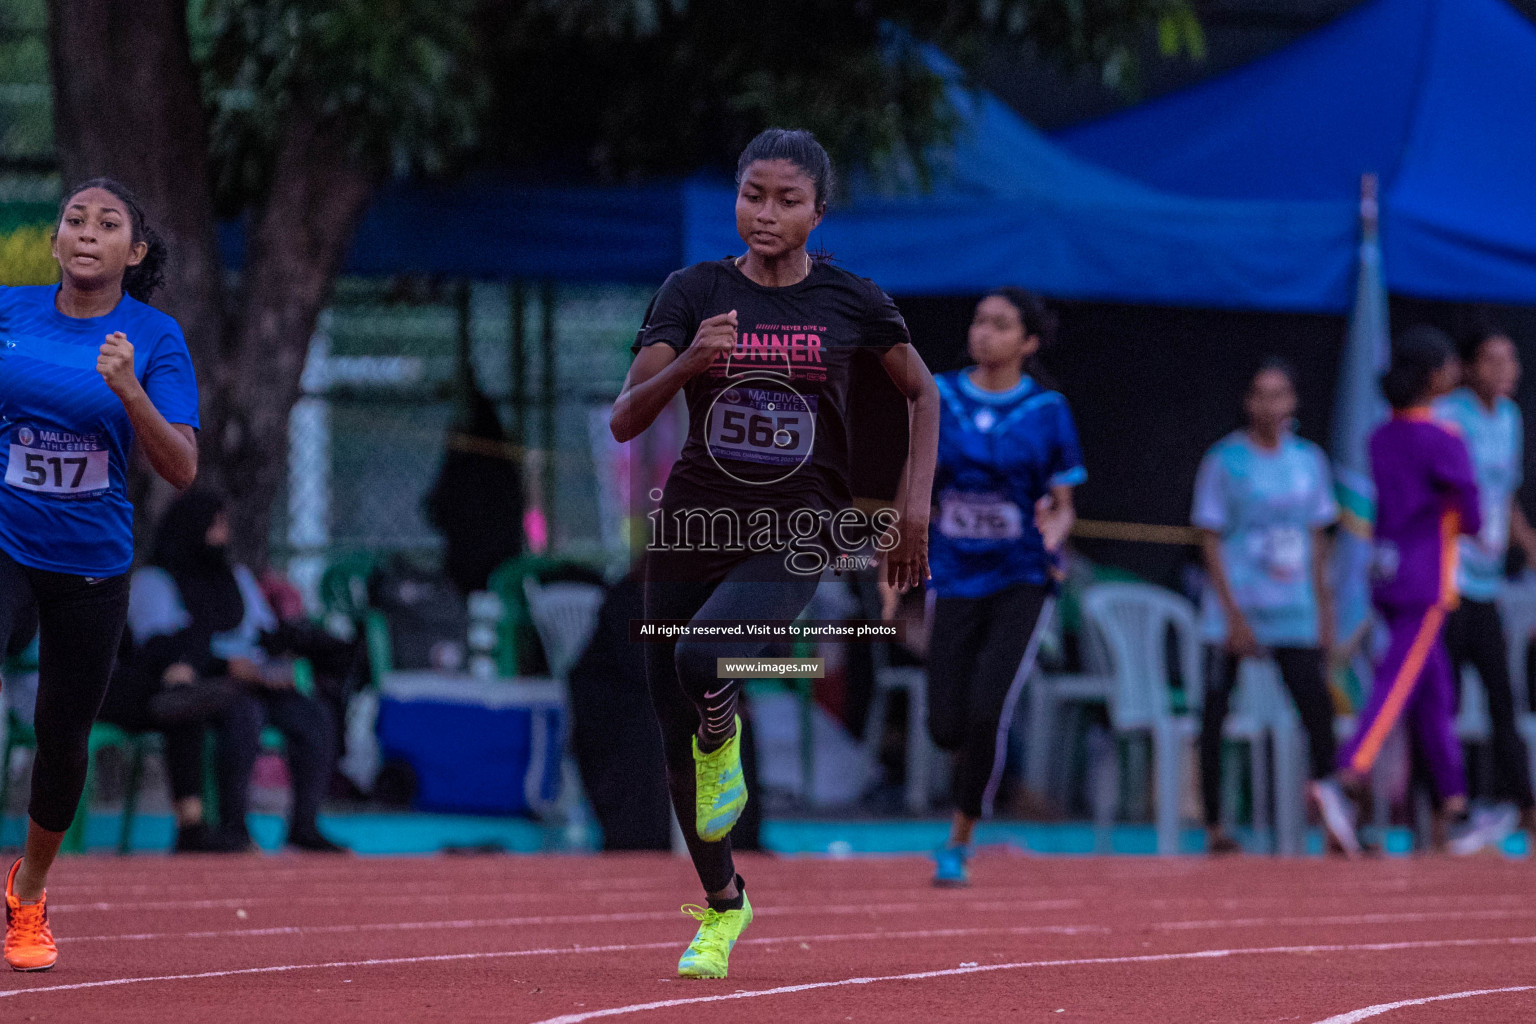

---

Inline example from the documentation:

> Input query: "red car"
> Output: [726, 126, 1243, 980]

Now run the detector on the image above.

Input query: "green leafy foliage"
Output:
[479, 0, 1202, 187]
[190, 0, 487, 212]
[0, 223, 58, 285]
[0, 0, 52, 164]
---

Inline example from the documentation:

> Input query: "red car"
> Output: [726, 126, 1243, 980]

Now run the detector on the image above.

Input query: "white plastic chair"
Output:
[861, 664, 940, 813]
[1025, 638, 1115, 803]
[1496, 594, 1536, 798]
[1227, 658, 1307, 855]
[1456, 664, 1492, 744]
[1078, 582, 1203, 855]
[522, 578, 606, 836]
[522, 579, 606, 679]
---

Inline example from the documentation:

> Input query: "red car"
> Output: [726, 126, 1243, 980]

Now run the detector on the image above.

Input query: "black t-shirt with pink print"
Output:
[634, 258, 909, 536]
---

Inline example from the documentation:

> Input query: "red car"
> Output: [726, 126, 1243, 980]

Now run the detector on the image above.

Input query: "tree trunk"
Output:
[48, 0, 228, 544]
[218, 103, 376, 568]
[47, 0, 227, 396]
[49, 3, 377, 570]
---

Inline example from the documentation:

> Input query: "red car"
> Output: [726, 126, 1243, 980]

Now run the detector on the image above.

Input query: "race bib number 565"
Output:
[707, 386, 817, 467]
[6, 428, 109, 497]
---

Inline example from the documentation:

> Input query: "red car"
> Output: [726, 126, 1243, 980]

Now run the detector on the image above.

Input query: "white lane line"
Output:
[56, 903, 1536, 946]
[57, 898, 1083, 943]
[1152, 908, 1536, 931]
[4, 931, 1533, 1006]
[59, 920, 1106, 948]
[1311, 985, 1536, 1023]
[524, 937, 1536, 1024]
[0, 924, 1106, 1000]
[47, 888, 1082, 915]
[55, 878, 1530, 916]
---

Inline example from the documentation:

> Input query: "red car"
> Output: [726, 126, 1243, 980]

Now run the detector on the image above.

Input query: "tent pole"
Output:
[510, 280, 528, 446]
[541, 280, 557, 546]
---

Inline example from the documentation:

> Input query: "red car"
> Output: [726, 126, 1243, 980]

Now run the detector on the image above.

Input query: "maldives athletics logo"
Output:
[15, 427, 35, 446]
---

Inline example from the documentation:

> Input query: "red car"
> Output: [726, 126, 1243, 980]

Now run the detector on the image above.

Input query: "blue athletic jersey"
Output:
[928, 370, 1086, 598]
[1191, 431, 1337, 646]
[0, 285, 199, 576]
[1434, 388, 1522, 601]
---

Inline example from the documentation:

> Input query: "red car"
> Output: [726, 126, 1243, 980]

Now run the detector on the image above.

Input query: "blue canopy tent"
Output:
[229, 51, 1356, 312]
[678, 67, 1354, 310]
[1058, 0, 1536, 306]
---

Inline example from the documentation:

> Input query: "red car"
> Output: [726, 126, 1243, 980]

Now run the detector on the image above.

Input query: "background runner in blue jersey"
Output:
[925, 288, 1081, 888]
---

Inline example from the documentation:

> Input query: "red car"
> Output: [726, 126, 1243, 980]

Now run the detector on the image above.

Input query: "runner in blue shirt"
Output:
[1434, 325, 1536, 849]
[1191, 359, 1339, 855]
[0, 179, 199, 971]
[925, 288, 1083, 887]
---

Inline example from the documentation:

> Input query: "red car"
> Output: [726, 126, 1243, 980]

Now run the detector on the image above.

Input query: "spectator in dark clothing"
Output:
[98, 634, 251, 852]
[258, 569, 365, 791]
[426, 390, 525, 595]
[126, 490, 346, 853]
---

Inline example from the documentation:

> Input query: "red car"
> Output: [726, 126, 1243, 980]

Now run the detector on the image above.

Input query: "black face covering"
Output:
[151, 490, 245, 636]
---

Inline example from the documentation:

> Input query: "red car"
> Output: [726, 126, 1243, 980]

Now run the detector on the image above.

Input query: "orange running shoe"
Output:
[4, 859, 57, 971]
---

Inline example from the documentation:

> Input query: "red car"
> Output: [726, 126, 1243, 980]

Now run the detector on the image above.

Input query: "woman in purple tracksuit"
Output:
[1314, 327, 1479, 855]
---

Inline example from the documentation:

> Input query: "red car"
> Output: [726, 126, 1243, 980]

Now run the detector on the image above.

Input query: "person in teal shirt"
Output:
[1191, 359, 1339, 854]
[1433, 325, 1536, 846]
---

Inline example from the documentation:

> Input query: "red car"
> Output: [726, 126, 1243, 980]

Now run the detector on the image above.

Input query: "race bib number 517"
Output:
[5, 428, 109, 497]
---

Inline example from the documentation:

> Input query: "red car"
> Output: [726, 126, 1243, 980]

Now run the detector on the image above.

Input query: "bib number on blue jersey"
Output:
[1254, 525, 1307, 581]
[937, 493, 1023, 541]
[707, 387, 816, 467]
[6, 436, 109, 497]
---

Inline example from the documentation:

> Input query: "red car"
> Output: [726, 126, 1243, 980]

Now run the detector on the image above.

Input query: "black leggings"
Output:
[0, 546, 129, 833]
[1199, 645, 1337, 828]
[1443, 599, 1534, 810]
[643, 551, 820, 893]
[217, 688, 336, 837]
[99, 677, 246, 804]
[926, 584, 1052, 820]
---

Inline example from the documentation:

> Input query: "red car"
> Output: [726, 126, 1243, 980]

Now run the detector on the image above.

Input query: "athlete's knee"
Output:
[672, 640, 719, 699]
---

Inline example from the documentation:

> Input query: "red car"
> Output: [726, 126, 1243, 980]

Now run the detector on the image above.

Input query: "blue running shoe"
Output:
[932, 843, 970, 888]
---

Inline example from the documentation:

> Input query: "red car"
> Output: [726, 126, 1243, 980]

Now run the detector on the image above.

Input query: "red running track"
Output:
[2, 852, 1534, 1023]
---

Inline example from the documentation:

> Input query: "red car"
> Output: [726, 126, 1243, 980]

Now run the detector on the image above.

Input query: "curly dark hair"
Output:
[57, 177, 168, 303]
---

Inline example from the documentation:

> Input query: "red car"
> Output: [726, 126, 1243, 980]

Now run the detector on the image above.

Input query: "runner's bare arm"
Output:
[1034, 483, 1077, 554]
[1311, 527, 1335, 657]
[879, 342, 940, 589]
[611, 311, 738, 442]
[98, 332, 198, 490]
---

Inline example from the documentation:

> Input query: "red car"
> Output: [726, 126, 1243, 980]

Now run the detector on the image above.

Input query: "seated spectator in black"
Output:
[128, 490, 346, 853]
[98, 632, 251, 853]
[257, 567, 365, 794]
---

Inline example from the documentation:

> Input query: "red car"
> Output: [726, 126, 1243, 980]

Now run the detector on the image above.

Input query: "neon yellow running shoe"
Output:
[693, 717, 747, 842]
[677, 890, 753, 979]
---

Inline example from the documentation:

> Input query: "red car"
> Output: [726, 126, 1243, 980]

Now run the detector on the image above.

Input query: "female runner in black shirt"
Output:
[612, 128, 939, 980]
